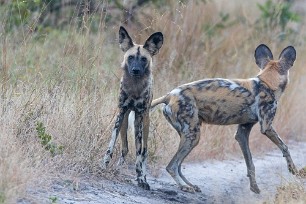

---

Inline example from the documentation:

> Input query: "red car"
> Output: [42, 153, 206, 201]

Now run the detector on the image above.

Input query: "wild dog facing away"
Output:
[151, 44, 297, 194]
[102, 26, 163, 190]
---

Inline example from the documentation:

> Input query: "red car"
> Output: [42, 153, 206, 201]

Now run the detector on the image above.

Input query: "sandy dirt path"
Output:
[22, 142, 306, 204]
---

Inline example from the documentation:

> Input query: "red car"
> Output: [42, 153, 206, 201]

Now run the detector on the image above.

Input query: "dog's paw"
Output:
[117, 157, 125, 166]
[100, 161, 108, 170]
[192, 185, 201, 192]
[288, 163, 298, 175]
[100, 156, 110, 170]
[180, 185, 195, 193]
[250, 183, 260, 194]
[138, 180, 150, 190]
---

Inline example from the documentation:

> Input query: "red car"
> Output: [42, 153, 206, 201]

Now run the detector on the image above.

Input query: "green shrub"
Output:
[36, 122, 63, 156]
[49, 196, 58, 204]
[257, 0, 300, 32]
[0, 192, 5, 204]
[4, 0, 44, 31]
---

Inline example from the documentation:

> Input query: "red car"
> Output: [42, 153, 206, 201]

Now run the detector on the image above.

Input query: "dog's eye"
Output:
[128, 56, 134, 61]
[141, 57, 147, 63]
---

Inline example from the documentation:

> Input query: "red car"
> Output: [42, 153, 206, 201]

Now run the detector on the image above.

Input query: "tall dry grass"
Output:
[0, 0, 306, 202]
[274, 180, 306, 204]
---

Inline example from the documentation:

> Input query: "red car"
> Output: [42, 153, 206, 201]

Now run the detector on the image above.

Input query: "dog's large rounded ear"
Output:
[254, 44, 273, 69]
[143, 32, 163, 56]
[119, 26, 134, 52]
[279, 46, 296, 68]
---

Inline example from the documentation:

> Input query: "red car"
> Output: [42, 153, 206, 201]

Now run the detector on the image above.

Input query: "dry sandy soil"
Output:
[20, 142, 306, 204]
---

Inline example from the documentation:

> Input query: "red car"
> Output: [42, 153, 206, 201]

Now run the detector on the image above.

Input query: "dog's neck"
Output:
[257, 61, 288, 101]
[121, 69, 153, 98]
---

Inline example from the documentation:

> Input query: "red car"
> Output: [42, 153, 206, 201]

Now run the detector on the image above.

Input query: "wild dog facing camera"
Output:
[103, 26, 163, 191]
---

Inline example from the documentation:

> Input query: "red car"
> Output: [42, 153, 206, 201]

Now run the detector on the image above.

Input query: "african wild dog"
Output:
[150, 44, 297, 193]
[102, 26, 163, 190]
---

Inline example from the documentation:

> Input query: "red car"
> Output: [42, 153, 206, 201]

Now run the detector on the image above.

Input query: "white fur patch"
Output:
[164, 105, 172, 115]
[182, 123, 190, 134]
[170, 88, 182, 96]
[220, 79, 240, 90]
[128, 111, 135, 133]
[228, 82, 240, 90]
[249, 77, 260, 83]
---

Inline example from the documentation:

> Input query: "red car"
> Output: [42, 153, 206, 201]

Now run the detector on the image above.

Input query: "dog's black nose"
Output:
[132, 68, 140, 75]
[133, 70, 140, 75]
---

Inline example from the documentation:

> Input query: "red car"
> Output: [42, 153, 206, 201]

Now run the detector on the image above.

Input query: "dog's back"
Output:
[166, 78, 259, 125]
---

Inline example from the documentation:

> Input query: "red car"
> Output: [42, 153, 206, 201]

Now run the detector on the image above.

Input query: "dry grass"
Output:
[275, 181, 306, 204]
[0, 89, 50, 203]
[1, 0, 306, 202]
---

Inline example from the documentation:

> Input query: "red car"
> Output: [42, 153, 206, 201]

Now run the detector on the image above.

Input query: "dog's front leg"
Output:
[142, 112, 149, 184]
[134, 111, 150, 190]
[261, 126, 298, 174]
[259, 105, 297, 174]
[102, 107, 127, 169]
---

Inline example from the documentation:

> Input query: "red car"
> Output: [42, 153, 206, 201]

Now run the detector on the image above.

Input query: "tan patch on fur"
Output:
[257, 61, 282, 91]
[189, 83, 252, 106]
[168, 95, 181, 113]
[234, 79, 254, 92]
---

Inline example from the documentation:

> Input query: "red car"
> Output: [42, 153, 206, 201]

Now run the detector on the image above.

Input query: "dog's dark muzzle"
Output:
[130, 67, 142, 77]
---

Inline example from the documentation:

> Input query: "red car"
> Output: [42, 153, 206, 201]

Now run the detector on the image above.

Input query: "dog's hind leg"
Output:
[117, 110, 131, 165]
[166, 130, 200, 193]
[163, 102, 201, 193]
[102, 108, 127, 168]
[176, 130, 201, 192]
[235, 123, 260, 194]
[134, 111, 150, 190]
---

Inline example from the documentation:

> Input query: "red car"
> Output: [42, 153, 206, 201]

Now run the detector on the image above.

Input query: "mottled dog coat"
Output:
[151, 44, 297, 193]
[103, 26, 163, 190]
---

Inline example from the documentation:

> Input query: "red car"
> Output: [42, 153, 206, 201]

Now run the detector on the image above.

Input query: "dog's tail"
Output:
[151, 94, 169, 110]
